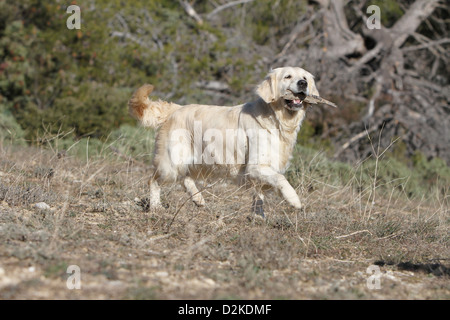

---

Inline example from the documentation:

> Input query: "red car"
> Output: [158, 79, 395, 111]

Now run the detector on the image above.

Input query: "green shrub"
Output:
[41, 124, 155, 164]
[0, 102, 25, 145]
[287, 145, 450, 201]
[108, 124, 156, 163]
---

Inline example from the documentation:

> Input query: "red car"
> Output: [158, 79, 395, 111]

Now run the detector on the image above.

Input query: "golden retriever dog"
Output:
[128, 67, 323, 217]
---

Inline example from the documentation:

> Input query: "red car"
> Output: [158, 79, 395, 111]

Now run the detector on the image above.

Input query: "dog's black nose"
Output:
[297, 79, 307, 90]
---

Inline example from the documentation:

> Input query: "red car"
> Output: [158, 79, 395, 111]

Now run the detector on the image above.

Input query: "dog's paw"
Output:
[192, 196, 206, 207]
[251, 199, 265, 218]
[293, 201, 302, 210]
[287, 198, 302, 210]
[247, 213, 265, 223]
[134, 197, 168, 211]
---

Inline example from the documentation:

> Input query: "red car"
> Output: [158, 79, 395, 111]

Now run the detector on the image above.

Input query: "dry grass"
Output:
[0, 142, 448, 300]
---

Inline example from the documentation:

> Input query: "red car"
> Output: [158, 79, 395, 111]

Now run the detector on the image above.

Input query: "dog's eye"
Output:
[284, 75, 292, 79]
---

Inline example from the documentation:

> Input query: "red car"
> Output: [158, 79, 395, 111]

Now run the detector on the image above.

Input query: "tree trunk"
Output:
[318, 0, 366, 58]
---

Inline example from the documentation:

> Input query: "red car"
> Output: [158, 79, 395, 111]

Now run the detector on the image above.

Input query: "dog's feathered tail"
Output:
[128, 84, 181, 128]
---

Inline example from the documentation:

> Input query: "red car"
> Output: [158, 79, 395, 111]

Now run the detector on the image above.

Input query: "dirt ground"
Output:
[0, 146, 448, 299]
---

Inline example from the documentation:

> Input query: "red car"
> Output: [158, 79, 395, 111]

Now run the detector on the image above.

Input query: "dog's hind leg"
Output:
[183, 176, 205, 207]
[149, 176, 163, 210]
[251, 192, 265, 218]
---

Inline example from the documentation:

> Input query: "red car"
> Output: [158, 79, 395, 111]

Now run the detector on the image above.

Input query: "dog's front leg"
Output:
[247, 165, 302, 210]
[183, 176, 205, 207]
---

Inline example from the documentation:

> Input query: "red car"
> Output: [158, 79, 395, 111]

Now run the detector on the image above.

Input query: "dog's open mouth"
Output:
[284, 91, 306, 111]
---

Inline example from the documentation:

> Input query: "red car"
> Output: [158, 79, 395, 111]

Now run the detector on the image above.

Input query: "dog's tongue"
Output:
[294, 99, 301, 104]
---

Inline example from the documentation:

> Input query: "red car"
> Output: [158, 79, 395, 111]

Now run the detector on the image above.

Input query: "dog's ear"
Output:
[308, 80, 320, 97]
[305, 72, 319, 97]
[256, 71, 278, 103]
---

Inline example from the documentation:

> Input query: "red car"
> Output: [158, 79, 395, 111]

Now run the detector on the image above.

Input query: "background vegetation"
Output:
[0, 0, 448, 300]
[1, 0, 448, 200]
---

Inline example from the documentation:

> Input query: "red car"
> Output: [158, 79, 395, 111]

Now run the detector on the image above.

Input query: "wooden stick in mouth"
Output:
[284, 91, 338, 108]
[304, 94, 338, 108]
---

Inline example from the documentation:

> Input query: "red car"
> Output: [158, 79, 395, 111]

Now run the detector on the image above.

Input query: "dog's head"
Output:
[256, 67, 319, 111]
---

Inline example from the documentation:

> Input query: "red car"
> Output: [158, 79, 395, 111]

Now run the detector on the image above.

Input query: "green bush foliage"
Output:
[287, 146, 450, 200]
[0, 0, 280, 142]
[0, 102, 25, 144]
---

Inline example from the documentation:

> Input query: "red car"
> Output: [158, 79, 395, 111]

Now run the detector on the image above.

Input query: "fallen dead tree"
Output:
[274, 0, 449, 164]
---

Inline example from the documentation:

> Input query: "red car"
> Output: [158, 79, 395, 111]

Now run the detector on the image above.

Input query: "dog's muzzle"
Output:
[283, 91, 307, 111]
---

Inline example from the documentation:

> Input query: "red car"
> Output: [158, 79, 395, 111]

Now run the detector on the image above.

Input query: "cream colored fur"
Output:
[128, 67, 320, 213]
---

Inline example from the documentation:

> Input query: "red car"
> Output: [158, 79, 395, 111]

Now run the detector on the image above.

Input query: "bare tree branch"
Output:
[179, 0, 203, 25]
[274, 9, 323, 60]
[333, 127, 378, 159]
[403, 37, 449, 52]
[207, 0, 255, 19]
[391, 0, 441, 48]
[110, 31, 152, 49]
